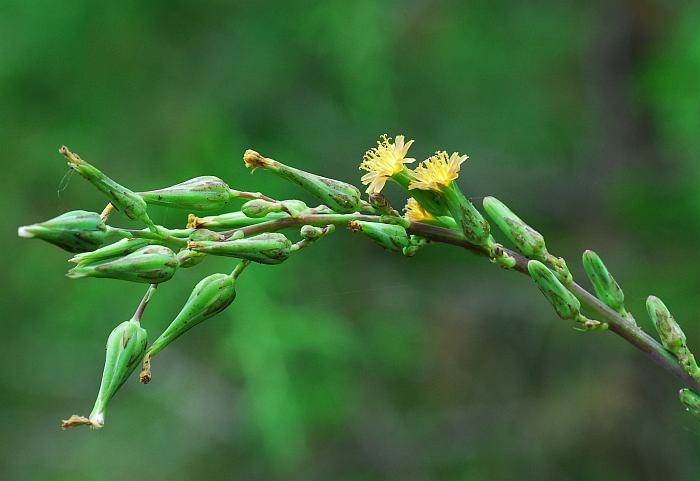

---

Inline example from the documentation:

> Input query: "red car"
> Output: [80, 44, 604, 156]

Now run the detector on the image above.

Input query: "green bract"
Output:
[139, 176, 235, 211]
[244, 149, 362, 214]
[67, 245, 178, 283]
[18, 210, 108, 253]
[60, 146, 154, 229]
[188, 233, 292, 264]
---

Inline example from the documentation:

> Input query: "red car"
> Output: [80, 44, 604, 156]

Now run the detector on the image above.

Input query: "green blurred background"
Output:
[3, 0, 700, 479]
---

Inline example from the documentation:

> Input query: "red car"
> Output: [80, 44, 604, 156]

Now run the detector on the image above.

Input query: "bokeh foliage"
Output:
[3, 0, 700, 480]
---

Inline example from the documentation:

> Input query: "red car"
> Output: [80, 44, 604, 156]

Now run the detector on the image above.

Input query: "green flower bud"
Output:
[368, 193, 399, 216]
[60, 146, 154, 229]
[647, 296, 686, 353]
[582, 250, 627, 314]
[482, 196, 547, 259]
[187, 211, 288, 229]
[140, 270, 242, 383]
[348, 220, 411, 253]
[241, 199, 283, 218]
[62, 319, 148, 429]
[300, 225, 325, 239]
[67, 245, 178, 283]
[528, 260, 581, 320]
[138, 176, 235, 212]
[442, 183, 490, 247]
[189, 228, 226, 242]
[69, 238, 152, 265]
[280, 199, 308, 217]
[18, 210, 109, 253]
[244, 150, 362, 214]
[679, 389, 700, 419]
[176, 248, 207, 268]
[188, 233, 292, 265]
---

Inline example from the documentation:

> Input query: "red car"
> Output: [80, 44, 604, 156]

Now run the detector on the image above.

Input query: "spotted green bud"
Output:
[241, 199, 284, 218]
[280, 199, 308, 216]
[679, 389, 700, 419]
[528, 260, 581, 320]
[348, 220, 411, 253]
[244, 150, 362, 214]
[369, 193, 399, 216]
[647, 296, 686, 353]
[176, 248, 207, 268]
[62, 318, 148, 429]
[189, 228, 226, 242]
[188, 233, 292, 265]
[60, 146, 154, 229]
[300, 225, 325, 239]
[582, 250, 627, 314]
[140, 270, 242, 383]
[67, 245, 178, 283]
[18, 210, 109, 253]
[483, 196, 547, 259]
[69, 238, 152, 265]
[187, 211, 288, 229]
[442, 184, 490, 247]
[138, 176, 235, 212]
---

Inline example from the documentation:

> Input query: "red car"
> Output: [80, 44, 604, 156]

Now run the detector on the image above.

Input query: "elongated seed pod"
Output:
[67, 245, 178, 283]
[18, 210, 109, 253]
[141, 273, 237, 382]
[60, 146, 154, 228]
[244, 150, 362, 213]
[138, 176, 235, 211]
[348, 220, 411, 253]
[187, 211, 289, 229]
[69, 238, 152, 265]
[582, 250, 626, 313]
[483, 196, 547, 259]
[528, 260, 581, 320]
[188, 233, 292, 265]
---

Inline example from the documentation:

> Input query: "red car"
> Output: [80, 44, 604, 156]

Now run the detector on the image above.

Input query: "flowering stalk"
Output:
[19, 136, 700, 430]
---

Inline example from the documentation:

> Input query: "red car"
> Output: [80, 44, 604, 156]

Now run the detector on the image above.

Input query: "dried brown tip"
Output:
[243, 149, 270, 171]
[61, 414, 99, 430]
[59, 145, 82, 165]
[139, 354, 152, 384]
[100, 203, 115, 223]
[186, 213, 200, 229]
[348, 220, 361, 232]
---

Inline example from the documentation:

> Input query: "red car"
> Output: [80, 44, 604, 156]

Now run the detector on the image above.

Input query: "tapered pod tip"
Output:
[243, 149, 270, 170]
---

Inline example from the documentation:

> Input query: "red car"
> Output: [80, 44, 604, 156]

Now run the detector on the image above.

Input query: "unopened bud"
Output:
[369, 193, 399, 216]
[176, 248, 207, 268]
[243, 149, 362, 214]
[139, 176, 235, 212]
[18, 210, 108, 253]
[60, 146, 154, 229]
[241, 199, 283, 218]
[442, 184, 490, 247]
[188, 233, 292, 265]
[280, 199, 308, 217]
[300, 225, 325, 239]
[528, 260, 581, 321]
[582, 250, 626, 314]
[67, 245, 178, 283]
[140, 270, 243, 383]
[348, 220, 411, 253]
[482, 196, 547, 259]
[679, 389, 700, 419]
[647, 296, 686, 353]
[62, 318, 148, 429]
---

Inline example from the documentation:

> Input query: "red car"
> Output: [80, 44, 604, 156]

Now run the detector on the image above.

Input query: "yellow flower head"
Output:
[359, 134, 415, 194]
[409, 151, 468, 191]
[403, 197, 434, 222]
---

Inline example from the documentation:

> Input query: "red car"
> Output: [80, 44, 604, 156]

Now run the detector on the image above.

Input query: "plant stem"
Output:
[214, 211, 699, 391]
